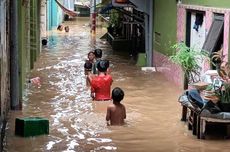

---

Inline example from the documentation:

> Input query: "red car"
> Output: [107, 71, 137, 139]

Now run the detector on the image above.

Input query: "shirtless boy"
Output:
[106, 87, 126, 126]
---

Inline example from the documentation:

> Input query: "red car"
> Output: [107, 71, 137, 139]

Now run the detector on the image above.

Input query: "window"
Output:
[202, 14, 224, 55]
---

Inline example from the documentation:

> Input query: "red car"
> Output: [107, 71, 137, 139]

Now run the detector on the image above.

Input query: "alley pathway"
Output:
[5, 17, 230, 152]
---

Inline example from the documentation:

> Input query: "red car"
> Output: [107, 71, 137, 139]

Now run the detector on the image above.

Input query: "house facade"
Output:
[153, 0, 230, 88]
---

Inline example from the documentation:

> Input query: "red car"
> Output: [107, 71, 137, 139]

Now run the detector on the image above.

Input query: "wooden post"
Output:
[181, 71, 189, 121]
[91, 12, 96, 34]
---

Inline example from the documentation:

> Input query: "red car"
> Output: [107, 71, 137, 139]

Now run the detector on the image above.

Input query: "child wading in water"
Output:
[90, 60, 113, 101]
[84, 61, 93, 86]
[93, 49, 102, 74]
[86, 51, 96, 84]
[87, 51, 95, 64]
[106, 87, 126, 126]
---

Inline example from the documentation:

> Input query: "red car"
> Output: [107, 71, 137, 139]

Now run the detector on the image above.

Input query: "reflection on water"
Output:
[5, 17, 230, 152]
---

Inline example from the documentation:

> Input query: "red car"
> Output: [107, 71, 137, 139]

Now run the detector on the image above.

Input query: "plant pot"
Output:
[218, 103, 230, 112]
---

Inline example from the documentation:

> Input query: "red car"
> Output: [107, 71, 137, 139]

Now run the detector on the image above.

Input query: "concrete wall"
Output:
[17, 0, 41, 100]
[48, 0, 64, 30]
[182, 0, 230, 8]
[154, 0, 177, 56]
[0, 0, 10, 120]
[154, 1, 230, 88]
[40, 0, 47, 38]
[0, 0, 10, 149]
[18, 0, 28, 99]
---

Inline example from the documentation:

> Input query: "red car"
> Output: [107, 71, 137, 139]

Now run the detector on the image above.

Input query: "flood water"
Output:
[5, 17, 230, 152]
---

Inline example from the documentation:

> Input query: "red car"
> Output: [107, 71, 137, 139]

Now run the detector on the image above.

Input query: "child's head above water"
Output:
[97, 60, 108, 72]
[112, 87, 124, 102]
[104, 60, 110, 68]
[64, 26, 69, 32]
[94, 49, 102, 58]
[88, 51, 95, 61]
[84, 61, 92, 71]
[57, 24, 63, 31]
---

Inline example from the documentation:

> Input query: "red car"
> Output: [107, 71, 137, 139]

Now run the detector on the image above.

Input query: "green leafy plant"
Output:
[108, 10, 120, 28]
[210, 82, 230, 112]
[170, 42, 208, 88]
[217, 83, 230, 104]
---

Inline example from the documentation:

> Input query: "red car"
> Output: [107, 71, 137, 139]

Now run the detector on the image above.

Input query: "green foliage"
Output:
[216, 83, 230, 104]
[170, 42, 208, 73]
[108, 10, 120, 28]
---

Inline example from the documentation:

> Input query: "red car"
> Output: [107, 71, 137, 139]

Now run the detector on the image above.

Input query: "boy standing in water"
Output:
[106, 87, 126, 126]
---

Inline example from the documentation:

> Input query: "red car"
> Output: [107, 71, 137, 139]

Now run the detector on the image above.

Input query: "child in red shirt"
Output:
[90, 60, 113, 101]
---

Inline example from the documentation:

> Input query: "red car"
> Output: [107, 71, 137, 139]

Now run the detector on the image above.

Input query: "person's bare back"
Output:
[106, 87, 126, 126]
[106, 103, 126, 125]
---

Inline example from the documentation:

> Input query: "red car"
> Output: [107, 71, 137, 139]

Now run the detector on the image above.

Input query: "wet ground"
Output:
[5, 17, 230, 152]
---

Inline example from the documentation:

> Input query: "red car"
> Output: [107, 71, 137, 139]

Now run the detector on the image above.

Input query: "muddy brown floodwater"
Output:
[5, 17, 230, 152]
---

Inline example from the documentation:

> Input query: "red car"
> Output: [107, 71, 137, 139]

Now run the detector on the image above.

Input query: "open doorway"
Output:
[186, 11, 206, 51]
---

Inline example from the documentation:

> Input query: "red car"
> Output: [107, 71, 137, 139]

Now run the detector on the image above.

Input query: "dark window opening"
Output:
[202, 14, 224, 55]
[202, 14, 224, 69]
[186, 11, 191, 47]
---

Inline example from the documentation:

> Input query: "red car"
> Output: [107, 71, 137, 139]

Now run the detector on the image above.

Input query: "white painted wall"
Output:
[190, 12, 206, 51]
[190, 12, 207, 76]
[40, 0, 47, 38]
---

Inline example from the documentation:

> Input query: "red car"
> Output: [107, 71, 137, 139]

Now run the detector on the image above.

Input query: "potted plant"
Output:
[170, 42, 208, 121]
[170, 42, 208, 90]
[108, 10, 121, 37]
[215, 82, 230, 112]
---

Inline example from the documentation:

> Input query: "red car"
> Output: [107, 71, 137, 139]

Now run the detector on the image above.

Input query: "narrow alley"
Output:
[4, 18, 230, 152]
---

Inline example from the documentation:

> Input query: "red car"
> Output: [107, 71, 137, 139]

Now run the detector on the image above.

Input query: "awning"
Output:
[100, 3, 113, 14]
[99, 1, 143, 23]
[55, 0, 78, 17]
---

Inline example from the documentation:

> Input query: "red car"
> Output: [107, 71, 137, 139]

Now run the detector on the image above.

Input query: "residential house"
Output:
[154, 0, 230, 88]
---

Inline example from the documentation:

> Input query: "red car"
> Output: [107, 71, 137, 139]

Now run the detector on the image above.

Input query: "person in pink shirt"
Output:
[90, 60, 113, 101]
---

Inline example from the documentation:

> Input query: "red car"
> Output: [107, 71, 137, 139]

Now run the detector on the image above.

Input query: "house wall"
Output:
[154, 0, 177, 56]
[0, 0, 10, 121]
[182, 1, 230, 64]
[182, 0, 230, 8]
[153, 0, 182, 87]
[40, 0, 47, 38]
[153, 1, 230, 87]
[48, 0, 64, 30]
[18, 0, 41, 100]
[178, 4, 230, 63]
[18, 0, 28, 100]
